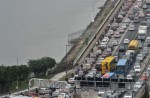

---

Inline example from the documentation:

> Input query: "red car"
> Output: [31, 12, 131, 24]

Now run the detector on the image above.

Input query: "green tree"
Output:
[28, 57, 56, 77]
[18, 65, 30, 81]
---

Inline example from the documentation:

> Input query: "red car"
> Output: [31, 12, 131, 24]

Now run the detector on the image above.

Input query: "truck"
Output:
[137, 26, 147, 40]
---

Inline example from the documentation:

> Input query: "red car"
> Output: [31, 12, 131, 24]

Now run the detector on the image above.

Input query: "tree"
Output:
[18, 65, 30, 81]
[28, 57, 56, 77]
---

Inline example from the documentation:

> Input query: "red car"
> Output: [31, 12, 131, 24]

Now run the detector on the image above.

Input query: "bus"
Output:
[116, 59, 130, 76]
[128, 40, 139, 50]
[101, 56, 116, 75]
[101, 72, 116, 78]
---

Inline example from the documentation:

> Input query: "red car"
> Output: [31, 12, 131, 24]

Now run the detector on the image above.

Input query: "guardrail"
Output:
[73, 0, 124, 65]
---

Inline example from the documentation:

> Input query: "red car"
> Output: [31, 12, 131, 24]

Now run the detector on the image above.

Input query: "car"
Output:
[141, 47, 148, 56]
[106, 47, 112, 53]
[98, 57, 104, 62]
[95, 72, 101, 78]
[98, 90, 106, 96]
[58, 93, 69, 98]
[105, 90, 115, 96]
[111, 40, 118, 46]
[136, 53, 144, 61]
[86, 72, 94, 78]
[124, 92, 133, 98]
[105, 33, 111, 39]
[114, 32, 121, 38]
[118, 27, 125, 33]
[134, 61, 141, 67]
[147, 65, 150, 72]
[129, 70, 136, 78]
[138, 42, 142, 49]
[129, 14, 135, 20]
[123, 38, 130, 44]
[68, 78, 75, 84]
[102, 52, 110, 58]
[141, 72, 149, 81]
[119, 45, 125, 52]
[134, 65, 141, 73]
[143, 3, 148, 9]
[100, 42, 107, 49]
[133, 17, 139, 23]
[143, 42, 148, 47]
[102, 37, 109, 42]
[129, 25, 135, 31]
[123, 18, 130, 25]
[121, 23, 127, 29]
[126, 74, 132, 79]
[134, 82, 143, 89]
[120, 11, 126, 17]
[139, 11, 145, 18]
[78, 70, 84, 77]
[108, 30, 114, 35]
[113, 52, 119, 61]
[39, 88, 51, 95]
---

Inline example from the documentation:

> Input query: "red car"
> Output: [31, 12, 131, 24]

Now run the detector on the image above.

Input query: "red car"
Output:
[141, 75, 148, 81]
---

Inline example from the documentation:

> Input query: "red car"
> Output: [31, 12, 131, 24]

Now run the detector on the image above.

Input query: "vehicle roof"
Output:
[117, 59, 127, 66]
[102, 56, 115, 63]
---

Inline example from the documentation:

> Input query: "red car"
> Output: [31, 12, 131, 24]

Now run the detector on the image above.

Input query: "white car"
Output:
[86, 72, 94, 78]
[108, 30, 114, 35]
[134, 82, 142, 89]
[112, 40, 118, 46]
[143, 4, 148, 9]
[68, 78, 75, 84]
[124, 92, 133, 98]
[121, 23, 127, 29]
[102, 37, 109, 42]
[98, 90, 106, 96]
[123, 39, 130, 44]
[134, 65, 141, 73]
[139, 11, 145, 18]
[114, 32, 121, 38]
[136, 54, 144, 61]
[129, 25, 135, 31]
[126, 75, 132, 79]
[58, 93, 69, 98]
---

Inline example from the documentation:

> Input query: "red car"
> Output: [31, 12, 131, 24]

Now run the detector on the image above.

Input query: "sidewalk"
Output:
[51, 69, 73, 81]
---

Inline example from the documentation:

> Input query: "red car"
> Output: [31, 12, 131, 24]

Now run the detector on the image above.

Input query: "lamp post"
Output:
[16, 57, 19, 90]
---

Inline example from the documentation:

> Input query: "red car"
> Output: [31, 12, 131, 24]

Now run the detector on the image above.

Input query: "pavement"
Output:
[51, 69, 73, 81]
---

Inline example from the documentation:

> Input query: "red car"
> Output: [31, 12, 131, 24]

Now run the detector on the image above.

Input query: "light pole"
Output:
[16, 57, 19, 90]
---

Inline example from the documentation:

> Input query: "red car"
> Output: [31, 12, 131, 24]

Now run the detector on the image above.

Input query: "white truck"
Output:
[137, 26, 147, 40]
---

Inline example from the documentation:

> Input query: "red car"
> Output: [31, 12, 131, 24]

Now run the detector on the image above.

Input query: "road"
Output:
[77, 0, 125, 65]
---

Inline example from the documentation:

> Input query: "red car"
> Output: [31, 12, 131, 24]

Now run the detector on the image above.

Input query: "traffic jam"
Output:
[69, 0, 150, 98]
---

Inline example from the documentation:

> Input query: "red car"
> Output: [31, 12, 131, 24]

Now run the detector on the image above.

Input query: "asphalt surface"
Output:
[77, 0, 125, 64]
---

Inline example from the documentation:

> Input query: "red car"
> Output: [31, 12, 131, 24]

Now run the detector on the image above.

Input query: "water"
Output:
[0, 0, 106, 65]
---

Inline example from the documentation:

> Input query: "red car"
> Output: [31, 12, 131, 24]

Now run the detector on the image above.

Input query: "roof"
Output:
[102, 56, 114, 63]
[101, 72, 115, 78]
[116, 59, 127, 66]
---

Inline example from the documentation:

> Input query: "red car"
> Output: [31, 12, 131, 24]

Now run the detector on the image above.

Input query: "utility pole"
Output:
[16, 57, 19, 90]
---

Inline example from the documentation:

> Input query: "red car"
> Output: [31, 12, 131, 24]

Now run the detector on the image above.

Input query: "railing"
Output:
[73, 0, 124, 65]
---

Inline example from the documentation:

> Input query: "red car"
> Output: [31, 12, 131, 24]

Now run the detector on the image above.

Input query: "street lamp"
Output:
[16, 57, 19, 90]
